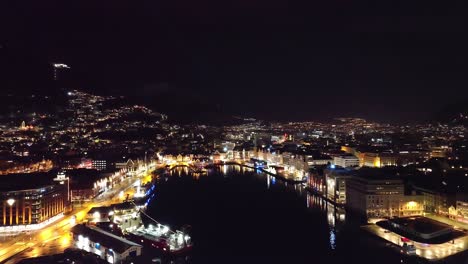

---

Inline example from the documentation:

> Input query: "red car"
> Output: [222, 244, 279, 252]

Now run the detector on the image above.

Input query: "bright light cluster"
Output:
[53, 63, 70, 68]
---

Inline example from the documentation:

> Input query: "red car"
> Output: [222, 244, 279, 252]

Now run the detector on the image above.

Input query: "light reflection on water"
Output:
[161, 165, 410, 264]
[168, 165, 347, 252]
[306, 194, 346, 226]
[306, 193, 347, 251]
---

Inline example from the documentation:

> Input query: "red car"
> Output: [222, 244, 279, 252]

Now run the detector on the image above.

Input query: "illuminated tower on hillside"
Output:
[51, 63, 70, 81]
[19, 121, 26, 130]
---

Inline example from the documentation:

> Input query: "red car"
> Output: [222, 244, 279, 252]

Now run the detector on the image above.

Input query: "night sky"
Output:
[1, 0, 467, 122]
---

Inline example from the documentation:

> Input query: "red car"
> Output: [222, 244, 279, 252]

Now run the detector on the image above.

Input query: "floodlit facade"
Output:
[92, 160, 107, 171]
[0, 185, 67, 231]
[346, 175, 424, 218]
[362, 153, 397, 168]
[324, 168, 354, 204]
[455, 194, 468, 223]
[333, 155, 359, 168]
[400, 196, 425, 217]
[346, 176, 404, 218]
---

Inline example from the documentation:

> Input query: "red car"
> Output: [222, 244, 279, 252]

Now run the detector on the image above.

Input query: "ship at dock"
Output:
[86, 182, 193, 256]
[125, 212, 193, 254]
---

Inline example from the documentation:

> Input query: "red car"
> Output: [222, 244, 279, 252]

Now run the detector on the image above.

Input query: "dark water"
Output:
[147, 165, 426, 264]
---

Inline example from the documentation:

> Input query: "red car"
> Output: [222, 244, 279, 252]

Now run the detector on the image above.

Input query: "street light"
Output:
[7, 198, 15, 207]
[144, 151, 148, 170]
[7, 199, 15, 225]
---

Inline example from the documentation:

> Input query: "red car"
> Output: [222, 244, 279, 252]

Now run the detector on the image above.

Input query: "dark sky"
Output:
[1, 0, 467, 122]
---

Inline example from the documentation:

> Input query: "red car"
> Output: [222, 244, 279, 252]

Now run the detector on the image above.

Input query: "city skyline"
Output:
[1, 1, 468, 264]
[0, 89, 466, 264]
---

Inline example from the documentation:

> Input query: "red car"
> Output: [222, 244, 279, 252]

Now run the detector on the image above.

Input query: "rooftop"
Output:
[71, 224, 141, 254]
[87, 206, 112, 215]
[389, 216, 453, 235]
[0, 172, 55, 192]
[353, 167, 403, 181]
[325, 167, 356, 176]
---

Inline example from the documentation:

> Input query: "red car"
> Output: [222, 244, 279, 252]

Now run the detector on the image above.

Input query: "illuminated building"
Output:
[0, 159, 53, 175]
[308, 170, 326, 193]
[71, 224, 142, 263]
[333, 155, 359, 168]
[362, 153, 396, 168]
[455, 193, 468, 223]
[221, 142, 236, 160]
[412, 184, 453, 216]
[211, 152, 222, 163]
[17, 121, 34, 131]
[400, 196, 424, 216]
[306, 155, 333, 166]
[78, 159, 93, 169]
[346, 174, 405, 218]
[346, 171, 424, 219]
[86, 206, 113, 223]
[92, 160, 107, 171]
[51, 63, 70, 81]
[67, 169, 110, 202]
[0, 174, 67, 231]
[324, 167, 355, 204]
[115, 159, 136, 172]
[430, 146, 450, 158]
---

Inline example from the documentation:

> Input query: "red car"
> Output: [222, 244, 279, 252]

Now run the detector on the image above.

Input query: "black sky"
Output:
[1, 0, 467, 122]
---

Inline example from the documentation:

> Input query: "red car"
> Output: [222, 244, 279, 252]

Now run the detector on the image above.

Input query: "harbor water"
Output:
[147, 165, 429, 264]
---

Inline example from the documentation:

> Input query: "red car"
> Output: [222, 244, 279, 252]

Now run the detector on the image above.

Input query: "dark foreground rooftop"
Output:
[389, 216, 453, 235]
[71, 224, 141, 254]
